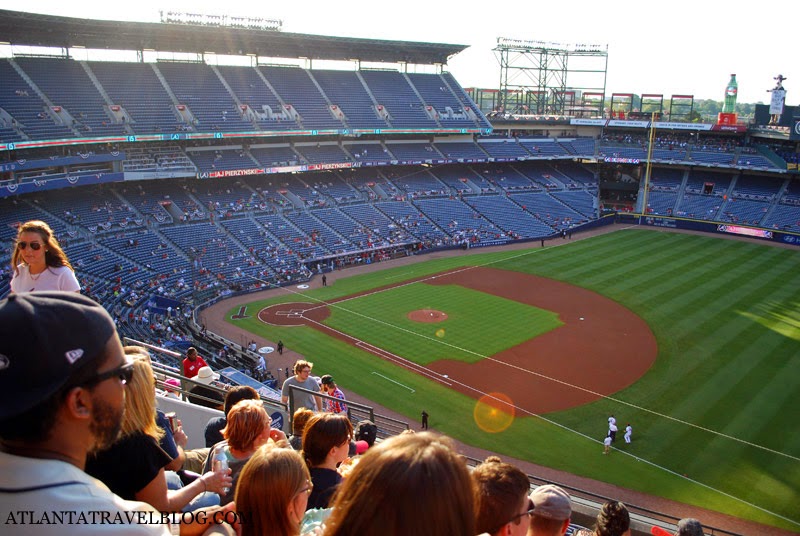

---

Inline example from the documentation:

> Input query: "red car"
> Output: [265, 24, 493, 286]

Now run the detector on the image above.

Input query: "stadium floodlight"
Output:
[497, 37, 606, 53]
[160, 10, 282, 31]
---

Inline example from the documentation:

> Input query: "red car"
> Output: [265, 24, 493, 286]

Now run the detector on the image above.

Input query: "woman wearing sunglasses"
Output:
[10, 220, 80, 293]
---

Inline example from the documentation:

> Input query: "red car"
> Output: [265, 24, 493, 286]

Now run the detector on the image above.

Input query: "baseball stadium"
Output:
[0, 8, 798, 536]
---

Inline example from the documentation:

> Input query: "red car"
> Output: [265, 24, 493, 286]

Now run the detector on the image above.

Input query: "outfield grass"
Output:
[226, 229, 800, 530]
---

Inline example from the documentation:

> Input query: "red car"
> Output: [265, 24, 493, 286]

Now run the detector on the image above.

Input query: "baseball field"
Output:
[225, 228, 800, 531]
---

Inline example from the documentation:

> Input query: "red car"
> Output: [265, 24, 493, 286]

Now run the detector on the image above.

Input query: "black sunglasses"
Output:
[83, 362, 135, 387]
[503, 499, 535, 530]
[16, 241, 42, 251]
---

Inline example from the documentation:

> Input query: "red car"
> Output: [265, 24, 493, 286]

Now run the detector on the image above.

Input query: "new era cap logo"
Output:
[65, 349, 84, 364]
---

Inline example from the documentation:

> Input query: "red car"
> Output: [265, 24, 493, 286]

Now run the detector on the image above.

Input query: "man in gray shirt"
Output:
[281, 359, 321, 411]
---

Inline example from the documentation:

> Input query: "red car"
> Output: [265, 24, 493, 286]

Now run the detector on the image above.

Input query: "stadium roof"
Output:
[0, 9, 467, 65]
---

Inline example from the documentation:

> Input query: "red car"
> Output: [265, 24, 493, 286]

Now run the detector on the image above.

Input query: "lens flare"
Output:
[473, 392, 515, 433]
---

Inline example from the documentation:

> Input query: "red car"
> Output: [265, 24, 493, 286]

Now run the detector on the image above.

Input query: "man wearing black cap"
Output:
[320, 374, 347, 414]
[0, 292, 226, 534]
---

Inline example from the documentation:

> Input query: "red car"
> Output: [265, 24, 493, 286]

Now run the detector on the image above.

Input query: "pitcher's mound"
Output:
[408, 309, 448, 323]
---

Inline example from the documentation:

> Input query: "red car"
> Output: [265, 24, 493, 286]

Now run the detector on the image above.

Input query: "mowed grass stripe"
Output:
[228, 229, 800, 529]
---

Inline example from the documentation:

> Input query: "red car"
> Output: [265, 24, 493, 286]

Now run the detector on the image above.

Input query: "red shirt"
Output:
[183, 356, 208, 378]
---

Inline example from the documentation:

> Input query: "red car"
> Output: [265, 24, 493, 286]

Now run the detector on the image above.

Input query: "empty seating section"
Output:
[42, 186, 133, 230]
[0, 60, 75, 140]
[405, 73, 474, 127]
[550, 162, 596, 189]
[476, 164, 540, 191]
[434, 142, 487, 160]
[649, 168, 683, 190]
[122, 146, 195, 173]
[271, 176, 319, 207]
[215, 66, 296, 130]
[675, 194, 722, 220]
[260, 66, 343, 130]
[306, 175, 360, 204]
[375, 201, 447, 243]
[685, 171, 732, 195]
[15, 58, 126, 138]
[310, 70, 386, 130]
[68, 241, 140, 288]
[478, 140, 530, 159]
[310, 208, 372, 250]
[465, 195, 553, 238]
[343, 143, 391, 164]
[431, 165, 485, 194]
[386, 167, 447, 197]
[651, 147, 688, 161]
[385, 142, 439, 161]
[737, 154, 775, 168]
[187, 149, 256, 172]
[551, 191, 597, 219]
[128, 179, 203, 223]
[599, 146, 647, 160]
[719, 197, 768, 226]
[160, 222, 246, 284]
[763, 204, 800, 232]
[294, 144, 350, 165]
[256, 213, 327, 260]
[101, 230, 190, 298]
[0, 198, 56, 241]
[218, 217, 295, 277]
[157, 63, 252, 132]
[560, 138, 595, 156]
[89, 62, 181, 134]
[519, 140, 569, 158]
[340, 203, 413, 244]
[734, 174, 782, 200]
[358, 70, 436, 128]
[689, 151, 734, 166]
[515, 161, 566, 189]
[192, 178, 259, 215]
[285, 210, 349, 255]
[645, 191, 678, 215]
[250, 146, 303, 166]
[413, 197, 496, 242]
[338, 169, 393, 197]
[439, 72, 491, 129]
[511, 191, 583, 231]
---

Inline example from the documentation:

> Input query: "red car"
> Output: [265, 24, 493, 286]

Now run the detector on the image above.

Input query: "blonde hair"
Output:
[222, 399, 270, 452]
[235, 444, 310, 536]
[12, 220, 73, 275]
[120, 353, 163, 442]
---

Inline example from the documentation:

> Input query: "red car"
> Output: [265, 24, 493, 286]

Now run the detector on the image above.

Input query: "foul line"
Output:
[244, 237, 799, 527]
[371, 372, 415, 392]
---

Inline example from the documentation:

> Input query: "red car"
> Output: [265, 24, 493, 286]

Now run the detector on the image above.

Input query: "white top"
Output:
[625, 425, 632, 434]
[0, 450, 173, 535]
[608, 416, 616, 426]
[10, 264, 81, 293]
